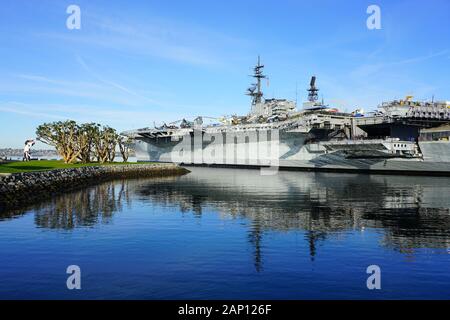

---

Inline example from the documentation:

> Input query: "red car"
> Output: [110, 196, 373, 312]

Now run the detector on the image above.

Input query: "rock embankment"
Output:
[0, 163, 189, 210]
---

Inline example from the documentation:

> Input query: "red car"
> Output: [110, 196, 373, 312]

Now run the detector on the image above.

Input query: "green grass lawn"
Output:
[0, 160, 145, 173]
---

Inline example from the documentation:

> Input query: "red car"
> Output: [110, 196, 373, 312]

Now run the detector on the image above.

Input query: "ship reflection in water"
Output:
[1, 168, 450, 299]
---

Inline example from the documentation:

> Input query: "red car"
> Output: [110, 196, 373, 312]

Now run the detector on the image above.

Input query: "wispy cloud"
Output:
[6, 73, 157, 108]
[0, 102, 67, 120]
[350, 49, 450, 78]
[4, 71, 232, 118]
[14, 73, 104, 91]
[75, 55, 157, 104]
[37, 12, 249, 68]
[0, 100, 215, 127]
[16, 74, 56, 83]
[0, 101, 184, 127]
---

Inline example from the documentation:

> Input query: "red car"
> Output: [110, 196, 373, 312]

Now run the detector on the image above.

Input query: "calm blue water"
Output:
[1, 167, 449, 299]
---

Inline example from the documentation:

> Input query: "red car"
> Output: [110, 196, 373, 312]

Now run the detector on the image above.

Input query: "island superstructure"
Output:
[123, 58, 450, 175]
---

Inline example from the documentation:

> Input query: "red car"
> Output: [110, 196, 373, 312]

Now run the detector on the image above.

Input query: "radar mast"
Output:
[307, 76, 319, 102]
[246, 56, 266, 106]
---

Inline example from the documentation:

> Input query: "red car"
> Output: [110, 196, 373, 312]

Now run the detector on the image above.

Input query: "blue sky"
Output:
[1, 0, 449, 148]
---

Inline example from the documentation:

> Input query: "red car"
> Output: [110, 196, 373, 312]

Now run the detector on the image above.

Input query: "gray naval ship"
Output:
[123, 58, 450, 175]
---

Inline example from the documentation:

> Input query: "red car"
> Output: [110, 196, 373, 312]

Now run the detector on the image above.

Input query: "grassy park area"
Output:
[0, 160, 145, 174]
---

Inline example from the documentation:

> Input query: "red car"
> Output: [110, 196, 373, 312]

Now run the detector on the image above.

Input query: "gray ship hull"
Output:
[135, 132, 450, 175]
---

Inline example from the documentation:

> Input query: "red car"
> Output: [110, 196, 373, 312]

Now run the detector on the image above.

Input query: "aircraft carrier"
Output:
[123, 58, 450, 175]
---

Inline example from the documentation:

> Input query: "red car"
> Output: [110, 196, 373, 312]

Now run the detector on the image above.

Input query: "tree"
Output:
[118, 136, 134, 162]
[93, 126, 118, 163]
[37, 120, 122, 164]
[36, 120, 82, 164]
[77, 123, 97, 163]
[107, 129, 120, 163]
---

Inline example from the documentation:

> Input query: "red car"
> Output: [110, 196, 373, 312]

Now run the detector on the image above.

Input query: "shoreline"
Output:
[0, 163, 189, 211]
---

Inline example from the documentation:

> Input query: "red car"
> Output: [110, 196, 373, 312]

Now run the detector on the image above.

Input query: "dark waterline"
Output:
[0, 167, 449, 299]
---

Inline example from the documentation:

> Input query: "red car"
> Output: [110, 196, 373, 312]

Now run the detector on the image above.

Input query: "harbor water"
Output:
[0, 167, 449, 299]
